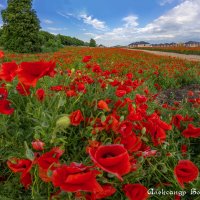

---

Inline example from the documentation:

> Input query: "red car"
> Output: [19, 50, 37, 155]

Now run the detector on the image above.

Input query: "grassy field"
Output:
[0, 47, 200, 200]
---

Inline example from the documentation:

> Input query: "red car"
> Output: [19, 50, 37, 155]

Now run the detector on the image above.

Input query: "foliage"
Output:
[89, 38, 97, 47]
[1, 0, 41, 53]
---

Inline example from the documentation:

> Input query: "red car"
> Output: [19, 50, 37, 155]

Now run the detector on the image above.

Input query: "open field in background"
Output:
[130, 46, 200, 55]
[0, 47, 200, 200]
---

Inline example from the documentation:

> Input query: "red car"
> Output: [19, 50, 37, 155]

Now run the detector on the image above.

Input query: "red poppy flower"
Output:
[69, 110, 84, 126]
[97, 100, 111, 112]
[37, 147, 64, 182]
[82, 55, 92, 63]
[171, 114, 184, 129]
[50, 85, 64, 91]
[66, 90, 77, 97]
[123, 184, 149, 200]
[0, 51, 4, 59]
[174, 160, 199, 188]
[77, 82, 86, 92]
[52, 162, 102, 193]
[37, 147, 64, 170]
[17, 61, 56, 87]
[118, 121, 133, 137]
[36, 88, 45, 101]
[135, 94, 147, 104]
[92, 65, 102, 73]
[16, 83, 31, 96]
[0, 62, 18, 82]
[126, 73, 133, 79]
[120, 134, 142, 153]
[88, 144, 131, 181]
[182, 124, 200, 138]
[0, 99, 14, 115]
[7, 158, 32, 189]
[31, 140, 45, 151]
[115, 89, 126, 97]
[91, 184, 116, 199]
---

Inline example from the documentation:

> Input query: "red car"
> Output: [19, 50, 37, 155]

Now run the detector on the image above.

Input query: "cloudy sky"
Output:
[0, 0, 200, 46]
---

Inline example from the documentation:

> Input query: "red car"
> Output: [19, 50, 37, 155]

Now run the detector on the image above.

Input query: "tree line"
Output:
[0, 0, 97, 53]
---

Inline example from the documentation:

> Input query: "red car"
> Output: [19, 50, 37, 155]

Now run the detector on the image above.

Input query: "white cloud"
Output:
[43, 19, 53, 24]
[79, 14, 107, 31]
[47, 27, 68, 31]
[93, 0, 200, 46]
[57, 12, 70, 19]
[57, 11, 107, 31]
[123, 15, 139, 28]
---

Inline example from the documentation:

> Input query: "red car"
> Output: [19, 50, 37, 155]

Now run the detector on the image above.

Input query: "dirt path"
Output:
[127, 49, 200, 62]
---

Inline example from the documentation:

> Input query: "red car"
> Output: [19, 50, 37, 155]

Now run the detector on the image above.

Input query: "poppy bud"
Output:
[56, 115, 71, 129]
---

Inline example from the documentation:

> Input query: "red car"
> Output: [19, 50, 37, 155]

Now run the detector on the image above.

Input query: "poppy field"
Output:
[0, 47, 200, 200]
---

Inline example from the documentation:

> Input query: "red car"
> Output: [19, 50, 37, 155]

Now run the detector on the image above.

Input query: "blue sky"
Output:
[0, 0, 200, 46]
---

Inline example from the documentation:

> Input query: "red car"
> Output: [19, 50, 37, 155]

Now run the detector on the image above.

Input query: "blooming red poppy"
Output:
[77, 82, 86, 92]
[52, 162, 102, 193]
[115, 89, 126, 97]
[82, 55, 92, 63]
[120, 134, 142, 153]
[117, 121, 133, 137]
[126, 73, 133, 79]
[31, 140, 45, 151]
[135, 94, 147, 105]
[7, 158, 32, 189]
[0, 99, 14, 115]
[66, 90, 77, 97]
[36, 88, 45, 101]
[16, 82, 31, 96]
[123, 184, 149, 200]
[92, 64, 102, 73]
[88, 144, 131, 181]
[0, 51, 4, 59]
[37, 147, 64, 170]
[17, 61, 56, 87]
[97, 100, 111, 112]
[171, 114, 184, 129]
[37, 147, 64, 182]
[182, 124, 200, 138]
[91, 184, 116, 199]
[69, 110, 84, 126]
[0, 62, 18, 82]
[174, 160, 199, 188]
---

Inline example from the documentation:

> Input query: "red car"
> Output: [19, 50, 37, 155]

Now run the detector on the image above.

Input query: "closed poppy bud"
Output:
[56, 115, 71, 129]
[31, 140, 45, 151]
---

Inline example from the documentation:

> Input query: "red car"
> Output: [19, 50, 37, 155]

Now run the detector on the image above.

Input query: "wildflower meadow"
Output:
[0, 47, 200, 200]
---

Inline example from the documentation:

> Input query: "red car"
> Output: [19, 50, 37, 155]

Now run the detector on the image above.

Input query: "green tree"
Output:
[1, 0, 41, 53]
[89, 38, 97, 47]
